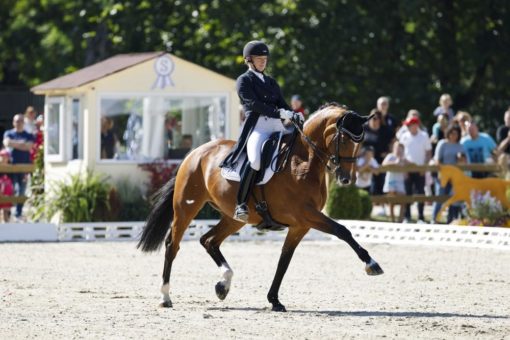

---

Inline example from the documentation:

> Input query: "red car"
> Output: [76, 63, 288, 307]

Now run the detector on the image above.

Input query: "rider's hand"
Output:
[294, 112, 305, 124]
[279, 109, 294, 120]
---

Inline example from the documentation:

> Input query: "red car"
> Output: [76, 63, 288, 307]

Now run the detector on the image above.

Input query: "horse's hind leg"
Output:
[200, 216, 244, 301]
[160, 197, 206, 308]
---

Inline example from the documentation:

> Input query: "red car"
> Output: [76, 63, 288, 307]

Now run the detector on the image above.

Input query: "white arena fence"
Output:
[1, 220, 508, 250]
[51, 219, 510, 250]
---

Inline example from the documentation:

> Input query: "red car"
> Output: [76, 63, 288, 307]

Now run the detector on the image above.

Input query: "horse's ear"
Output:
[363, 113, 376, 123]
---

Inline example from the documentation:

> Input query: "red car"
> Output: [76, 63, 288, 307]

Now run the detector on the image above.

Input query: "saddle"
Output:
[221, 129, 298, 231]
[221, 131, 287, 185]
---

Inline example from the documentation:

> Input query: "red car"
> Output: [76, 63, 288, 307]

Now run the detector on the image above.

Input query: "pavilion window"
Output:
[99, 95, 227, 162]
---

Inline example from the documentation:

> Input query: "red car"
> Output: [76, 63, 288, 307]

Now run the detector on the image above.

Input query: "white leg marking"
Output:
[219, 264, 233, 290]
[160, 282, 170, 303]
[186, 199, 195, 204]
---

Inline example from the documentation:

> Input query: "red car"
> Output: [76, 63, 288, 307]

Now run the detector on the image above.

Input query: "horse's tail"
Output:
[137, 177, 176, 253]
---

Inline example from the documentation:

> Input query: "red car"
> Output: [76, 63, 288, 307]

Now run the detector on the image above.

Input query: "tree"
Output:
[1, 0, 509, 131]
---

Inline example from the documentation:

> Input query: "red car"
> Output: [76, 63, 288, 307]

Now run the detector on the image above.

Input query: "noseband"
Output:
[293, 110, 364, 175]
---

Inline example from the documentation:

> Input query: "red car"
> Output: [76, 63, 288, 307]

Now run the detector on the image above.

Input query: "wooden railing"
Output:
[369, 163, 502, 205]
[0, 164, 36, 204]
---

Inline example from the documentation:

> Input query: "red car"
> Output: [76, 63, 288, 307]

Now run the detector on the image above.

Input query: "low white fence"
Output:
[56, 220, 329, 242]
[54, 219, 510, 250]
[2, 219, 509, 250]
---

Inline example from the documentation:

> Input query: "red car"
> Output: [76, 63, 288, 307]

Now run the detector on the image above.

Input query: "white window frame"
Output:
[45, 96, 66, 162]
[96, 92, 230, 164]
[67, 96, 84, 161]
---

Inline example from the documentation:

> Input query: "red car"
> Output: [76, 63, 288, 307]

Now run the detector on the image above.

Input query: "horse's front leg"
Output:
[307, 209, 384, 275]
[267, 227, 309, 312]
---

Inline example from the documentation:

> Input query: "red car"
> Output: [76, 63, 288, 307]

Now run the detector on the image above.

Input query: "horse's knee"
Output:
[199, 234, 209, 249]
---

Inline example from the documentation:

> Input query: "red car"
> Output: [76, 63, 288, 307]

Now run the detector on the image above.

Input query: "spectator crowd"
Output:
[0, 106, 43, 222]
[352, 94, 509, 224]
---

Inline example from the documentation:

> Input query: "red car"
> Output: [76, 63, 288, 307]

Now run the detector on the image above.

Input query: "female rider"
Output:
[221, 40, 304, 222]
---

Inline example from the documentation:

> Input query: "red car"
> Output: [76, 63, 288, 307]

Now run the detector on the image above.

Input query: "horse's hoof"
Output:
[365, 259, 384, 276]
[159, 300, 173, 308]
[271, 303, 287, 312]
[215, 282, 229, 300]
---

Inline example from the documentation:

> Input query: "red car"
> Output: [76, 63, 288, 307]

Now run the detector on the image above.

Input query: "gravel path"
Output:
[1, 241, 509, 339]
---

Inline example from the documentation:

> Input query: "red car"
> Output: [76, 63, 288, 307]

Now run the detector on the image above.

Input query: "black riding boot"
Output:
[233, 164, 257, 222]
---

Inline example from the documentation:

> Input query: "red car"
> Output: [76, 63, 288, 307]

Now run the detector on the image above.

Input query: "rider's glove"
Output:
[278, 109, 294, 120]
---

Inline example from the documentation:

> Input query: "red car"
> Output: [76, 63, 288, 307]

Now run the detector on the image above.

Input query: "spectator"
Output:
[382, 141, 407, 222]
[180, 134, 193, 149]
[433, 93, 455, 120]
[0, 149, 14, 222]
[376, 96, 397, 136]
[100, 117, 117, 159]
[461, 121, 497, 178]
[496, 108, 510, 155]
[30, 115, 44, 162]
[396, 109, 425, 139]
[430, 113, 449, 151]
[398, 116, 432, 223]
[3, 114, 34, 220]
[355, 146, 379, 192]
[23, 106, 37, 134]
[453, 111, 472, 137]
[432, 125, 465, 223]
[291, 95, 308, 119]
[363, 109, 392, 197]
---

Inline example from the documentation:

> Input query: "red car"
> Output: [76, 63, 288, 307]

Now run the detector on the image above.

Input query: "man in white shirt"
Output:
[398, 116, 432, 223]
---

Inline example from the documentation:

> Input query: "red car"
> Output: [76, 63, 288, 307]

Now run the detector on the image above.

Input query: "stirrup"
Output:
[233, 203, 249, 223]
[254, 201, 288, 231]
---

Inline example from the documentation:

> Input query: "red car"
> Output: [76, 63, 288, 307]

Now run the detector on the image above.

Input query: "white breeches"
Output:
[247, 117, 287, 171]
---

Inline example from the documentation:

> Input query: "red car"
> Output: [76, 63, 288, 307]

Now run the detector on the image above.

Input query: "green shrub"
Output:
[358, 189, 373, 220]
[326, 184, 362, 219]
[45, 171, 111, 223]
[113, 178, 151, 221]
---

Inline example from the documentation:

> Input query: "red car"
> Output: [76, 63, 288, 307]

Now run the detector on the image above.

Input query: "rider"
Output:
[220, 40, 304, 222]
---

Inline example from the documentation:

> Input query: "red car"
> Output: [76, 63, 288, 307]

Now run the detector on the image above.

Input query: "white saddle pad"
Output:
[221, 133, 285, 186]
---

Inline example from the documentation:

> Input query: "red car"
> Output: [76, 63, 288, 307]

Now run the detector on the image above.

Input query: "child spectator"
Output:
[356, 146, 379, 192]
[382, 141, 407, 222]
[433, 93, 455, 120]
[0, 149, 14, 222]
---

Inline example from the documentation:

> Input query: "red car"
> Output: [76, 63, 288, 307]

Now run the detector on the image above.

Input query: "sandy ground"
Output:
[1, 240, 509, 340]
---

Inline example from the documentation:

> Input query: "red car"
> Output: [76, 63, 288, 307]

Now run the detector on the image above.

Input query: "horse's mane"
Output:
[304, 102, 348, 130]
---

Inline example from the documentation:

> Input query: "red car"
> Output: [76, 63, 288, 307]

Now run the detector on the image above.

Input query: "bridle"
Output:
[292, 111, 364, 176]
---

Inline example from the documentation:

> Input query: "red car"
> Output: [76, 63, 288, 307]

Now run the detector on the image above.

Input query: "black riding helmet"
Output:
[243, 40, 269, 61]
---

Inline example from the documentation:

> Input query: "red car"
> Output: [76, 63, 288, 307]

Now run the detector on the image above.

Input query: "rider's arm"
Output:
[272, 80, 291, 111]
[236, 75, 280, 119]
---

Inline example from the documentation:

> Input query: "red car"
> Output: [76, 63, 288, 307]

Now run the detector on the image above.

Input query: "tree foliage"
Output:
[1, 0, 509, 129]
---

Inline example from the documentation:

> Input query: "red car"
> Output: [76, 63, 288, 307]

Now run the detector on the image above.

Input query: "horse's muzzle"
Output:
[336, 168, 352, 186]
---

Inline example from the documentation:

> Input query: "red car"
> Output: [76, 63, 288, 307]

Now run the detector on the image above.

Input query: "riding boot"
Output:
[233, 164, 257, 222]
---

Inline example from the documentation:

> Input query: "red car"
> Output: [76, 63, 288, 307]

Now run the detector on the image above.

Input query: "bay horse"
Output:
[137, 104, 384, 312]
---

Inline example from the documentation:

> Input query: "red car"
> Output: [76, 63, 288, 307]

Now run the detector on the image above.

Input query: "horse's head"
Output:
[320, 106, 373, 185]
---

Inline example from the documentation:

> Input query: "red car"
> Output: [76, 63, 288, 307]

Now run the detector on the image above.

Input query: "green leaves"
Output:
[1, 0, 509, 130]
[43, 171, 112, 223]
